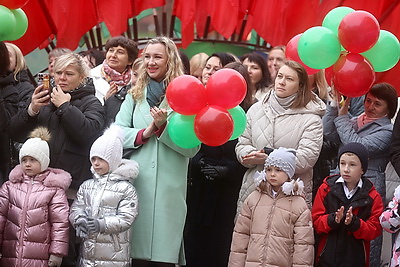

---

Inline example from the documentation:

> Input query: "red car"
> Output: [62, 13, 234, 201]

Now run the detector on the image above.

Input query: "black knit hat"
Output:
[338, 142, 369, 173]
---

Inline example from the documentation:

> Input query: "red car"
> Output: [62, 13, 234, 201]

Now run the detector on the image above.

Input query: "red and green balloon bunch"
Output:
[0, 0, 29, 41]
[166, 69, 247, 148]
[286, 6, 400, 98]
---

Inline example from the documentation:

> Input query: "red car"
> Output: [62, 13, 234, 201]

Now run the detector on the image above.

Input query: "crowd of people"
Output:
[0, 35, 399, 267]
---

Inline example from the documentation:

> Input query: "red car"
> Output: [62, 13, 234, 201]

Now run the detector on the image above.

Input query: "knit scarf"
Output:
[268, 91, 298, 116]
[101, 60, 131, 86]
[146, 79, 166, 107]
[357, 112, 380, 129]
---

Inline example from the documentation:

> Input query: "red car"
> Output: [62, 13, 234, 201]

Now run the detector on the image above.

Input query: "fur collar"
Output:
[9, 165, 72, 190]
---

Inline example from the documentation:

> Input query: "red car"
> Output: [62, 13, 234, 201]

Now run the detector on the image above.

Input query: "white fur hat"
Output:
[19, 127, 51, 172]
[90, 125, 124, 173]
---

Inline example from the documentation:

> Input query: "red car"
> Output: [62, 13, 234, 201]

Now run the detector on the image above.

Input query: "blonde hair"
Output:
[189, 52, 208, 76]
[5, 42, 26, 80]
[54, 53, 90, 79]
[130, 36, 184, 101]
[311, 70, 329, 101]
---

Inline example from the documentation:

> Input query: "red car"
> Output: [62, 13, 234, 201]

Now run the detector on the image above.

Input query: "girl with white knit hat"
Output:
[0, 127, 72, 267]
[69, 124, 139, 266]
[229, 147, 314, 267]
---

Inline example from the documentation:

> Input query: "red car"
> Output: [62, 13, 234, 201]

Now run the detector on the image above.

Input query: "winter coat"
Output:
[185, 141, 247, 267]
[0, 76, 18, 184]
[235, 90, 325, 211]
[8, 82, 106, 190]
[90, 64, 109, 104]
[312, 175, 383, 267]
[0, 165, 71, 266]
[380, 184, 400, 267]
[104, 84, 130, 127]
[115, 89, 200, 265]
[229, 182, 314, 267]
[70, 159, 139, 267]
[323, 104, 393, 201]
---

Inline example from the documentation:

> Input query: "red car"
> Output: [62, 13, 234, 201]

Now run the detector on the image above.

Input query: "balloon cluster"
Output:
[166, 70, 247, 148]
[286, 6, 400, 97]
[0, 0, 29, 41]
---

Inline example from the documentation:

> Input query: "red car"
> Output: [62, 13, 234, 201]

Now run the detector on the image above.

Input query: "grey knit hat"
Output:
[265, 147, 297, 178]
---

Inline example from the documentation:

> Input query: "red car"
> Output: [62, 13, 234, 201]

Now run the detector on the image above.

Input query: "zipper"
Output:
[18, 178, 34, 265]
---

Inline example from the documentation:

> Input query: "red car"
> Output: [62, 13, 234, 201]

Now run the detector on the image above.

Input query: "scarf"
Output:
[269, 91, 298, 116]
[357, 112, 380, 129]
[147, 79, 166, 107]
[101, 60, 132, 86]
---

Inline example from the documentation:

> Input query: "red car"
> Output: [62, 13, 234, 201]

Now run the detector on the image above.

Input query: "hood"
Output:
[69, 78, 96, 101]
[9, 165, 72, 190]
[91, 159, 139, 182]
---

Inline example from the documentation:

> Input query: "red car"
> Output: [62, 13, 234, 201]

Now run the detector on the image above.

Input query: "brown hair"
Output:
[367, 83, 398, 119]
[105, 36, 138, 63]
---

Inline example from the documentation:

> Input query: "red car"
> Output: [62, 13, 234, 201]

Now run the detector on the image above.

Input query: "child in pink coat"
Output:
[0, 127, 71, 267]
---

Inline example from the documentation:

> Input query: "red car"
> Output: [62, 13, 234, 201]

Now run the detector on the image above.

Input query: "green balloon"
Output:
[228, 106, 246, 140]
[298, 26, 341, 69]
[322, 6, 355, 36]
[6, 8, 28, 41]
[362, 30, 400, 72]
[0, 5, 16, 41]
[168, 113, 201, 149]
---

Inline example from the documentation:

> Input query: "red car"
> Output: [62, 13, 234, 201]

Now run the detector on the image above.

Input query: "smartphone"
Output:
[37, 73, 51, 93]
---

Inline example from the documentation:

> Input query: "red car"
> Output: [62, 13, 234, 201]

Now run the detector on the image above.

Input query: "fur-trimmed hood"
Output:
[9, 164, 72, 190]
[92, 159, 139, 182]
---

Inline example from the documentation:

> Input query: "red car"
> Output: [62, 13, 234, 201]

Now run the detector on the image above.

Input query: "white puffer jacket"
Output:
[235, 91, 325, 211]
[70, 159, 139, 267]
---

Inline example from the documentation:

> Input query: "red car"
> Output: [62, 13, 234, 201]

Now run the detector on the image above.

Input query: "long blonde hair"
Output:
[5, 43, 27, 81]
[130, 36, 184, 101]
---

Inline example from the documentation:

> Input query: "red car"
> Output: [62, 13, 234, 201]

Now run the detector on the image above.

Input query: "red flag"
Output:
[97, 0, 133, 37]
[173, 0, 195, 47]
[11, 0, 56, 55]
[45, 0, 98, 50]
[209, 0, 239, 39]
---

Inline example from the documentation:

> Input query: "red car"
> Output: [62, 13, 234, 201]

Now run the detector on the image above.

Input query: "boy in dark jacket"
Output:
[312, 142, 383, 267]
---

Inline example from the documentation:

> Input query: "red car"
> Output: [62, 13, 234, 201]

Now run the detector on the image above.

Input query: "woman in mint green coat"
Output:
[115, 36, 199, 267]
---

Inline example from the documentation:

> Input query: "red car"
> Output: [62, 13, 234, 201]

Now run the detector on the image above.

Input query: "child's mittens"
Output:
[88, 218, 106, 234]
[48, 254, 63, 267]
[75, 217, 89, 239]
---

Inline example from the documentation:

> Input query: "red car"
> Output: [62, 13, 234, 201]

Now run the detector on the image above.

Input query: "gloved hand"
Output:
[200, 162, 229, 180]
[88, 218, 105, 234]
[75, 217, 89, 239]
[48, 254, 63, 267]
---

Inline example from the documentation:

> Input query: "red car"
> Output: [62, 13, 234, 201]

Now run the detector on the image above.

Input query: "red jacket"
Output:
[0, 165, 71, 266]
[312, 175, 383, 267]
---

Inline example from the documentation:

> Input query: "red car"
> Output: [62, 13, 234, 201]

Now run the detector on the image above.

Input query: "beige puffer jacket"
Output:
[235, 91, 325, 211]
[229, 183, 314, 267]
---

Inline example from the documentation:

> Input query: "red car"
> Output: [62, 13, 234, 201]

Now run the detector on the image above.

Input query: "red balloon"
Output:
[0, 0, 29, 9]
[333, 53, 375, 97]
[205, 69, 247, 109]
[338, 11, 380, 53]
[194, 106, 233, 146]
[166, 75, 207, 115]
[286, 33, 319, 75]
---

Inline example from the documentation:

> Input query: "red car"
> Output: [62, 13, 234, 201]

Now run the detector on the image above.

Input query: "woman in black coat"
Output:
[9, 53, 105, 191]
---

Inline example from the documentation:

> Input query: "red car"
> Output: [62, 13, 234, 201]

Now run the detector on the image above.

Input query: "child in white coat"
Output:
[229, 147, 314, 267]
[69, 125, 139, 266]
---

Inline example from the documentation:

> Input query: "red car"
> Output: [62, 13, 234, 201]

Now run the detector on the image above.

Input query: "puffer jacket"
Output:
[70, 159, 139, 267]
[229, 181, 314, 267]
[0, 165, 71, 266]
[235, 90, 325, 211]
